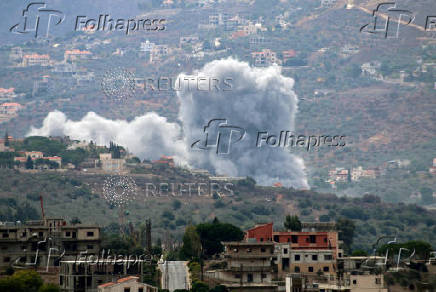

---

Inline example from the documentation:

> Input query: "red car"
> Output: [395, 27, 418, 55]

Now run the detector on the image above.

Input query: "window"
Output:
[124, 288, 130, 292]
[309, 235, 316, 243]
[139, 288, 144, 292]
[308, 266, 314, 272]
[284, 248, 288, 254]
[21, 232, 26, 237]
[294, 254, 300, 261]
[375, 278, 381, 285]
[261, 248, 266, 252]
[38, 232, 43, 237]
[323, 266, 329, 272]
[66, 231, 71, 237]
[247, 274, 253, 283]
[353, 280, 357, 285]
[87, 245, 94, 250]
[287, 238, 291, 242]
[324, 255, 333, 260]
[273, 235, 279, 242]
[294, 266, 300, 272]
[338, 253, 342, 258]
[260, 238, 264, 242]
[2, 233, 9, 238]
[3, 257, 10, 263]
[87, 231, 94, 237]
[324, 238, 327, 243]
[312, 255, 318, 261]
[261, 273, 267, 279]
[235, 274, 241, 279]
[291, 235, 298, 243]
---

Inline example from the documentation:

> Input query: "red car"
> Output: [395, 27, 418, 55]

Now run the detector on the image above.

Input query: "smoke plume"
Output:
[29, 59, 308, 188]
[178, 58, 308, 189]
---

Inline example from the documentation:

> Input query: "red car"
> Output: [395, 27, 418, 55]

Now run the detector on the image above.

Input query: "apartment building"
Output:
[245, 223, 341, 257]
[64, 49, 92, 62]
[60, 259, 146, 292]
[22, 53, 50, 67]
[0, 102, 22, 115]
[206, 241, 277, 292]
[0, 218, 100, 270]
[251, 49, 279, 67]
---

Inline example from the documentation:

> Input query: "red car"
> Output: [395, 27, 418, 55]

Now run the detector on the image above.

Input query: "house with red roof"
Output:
[64, 49, 92, 62]
[0, 88, 16, 99]
[22, 53, 50, 67]
[0, 102, 22, 115]
[98, 276, 158, 292]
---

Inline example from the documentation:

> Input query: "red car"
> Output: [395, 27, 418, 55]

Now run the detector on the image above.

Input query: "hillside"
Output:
[0, 169, 435, 252]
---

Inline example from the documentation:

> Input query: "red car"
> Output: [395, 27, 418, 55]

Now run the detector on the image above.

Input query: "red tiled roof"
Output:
[1, 103, 21, 107]
[23, 54, 49, 59]
[65, 49, 91, 55]
[98, 276, 138, 288]
[0, 88, 15, 93]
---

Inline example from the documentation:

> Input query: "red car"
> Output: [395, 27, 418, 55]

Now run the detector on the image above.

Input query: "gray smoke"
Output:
[28, 111, 188, 164]
[177, 58, 308, 189]
[29, 59, 308, 188]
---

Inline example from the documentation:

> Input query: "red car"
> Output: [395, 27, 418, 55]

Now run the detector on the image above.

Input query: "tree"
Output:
[420, 187, 434, 204]
[284, 215, 302, 231]
[336, 217, 355, 253]
[180, 225, 202, 260]
[38, 284, 60, 292]
[172, 200, 182, 210]
[196, 220, 244, 257]
[25, 156, 34, 169]
[0, 270, 44, 292]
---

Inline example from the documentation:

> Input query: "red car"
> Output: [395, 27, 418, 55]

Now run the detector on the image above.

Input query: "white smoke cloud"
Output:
[28, 111, 188, 164]
[29, 58, 308, 189]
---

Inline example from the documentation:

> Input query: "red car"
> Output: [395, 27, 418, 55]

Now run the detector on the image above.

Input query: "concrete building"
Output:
[206, 241, 277, 292]
[22, 53, 50, 67]
[64, 49, 92, 62]
[251, 49, 279, 67]
[0, 218, 100, 270]
[0, 88, 17, 100]
[0, 102, 22, 115]
[100, 153, 126, 172]
[60, 260, 146, 292]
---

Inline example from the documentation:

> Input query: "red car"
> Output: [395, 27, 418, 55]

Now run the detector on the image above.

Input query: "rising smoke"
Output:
[29, 59, 308, 189]
[178, 58, 308, 189]
[27, 111, 188, 164]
